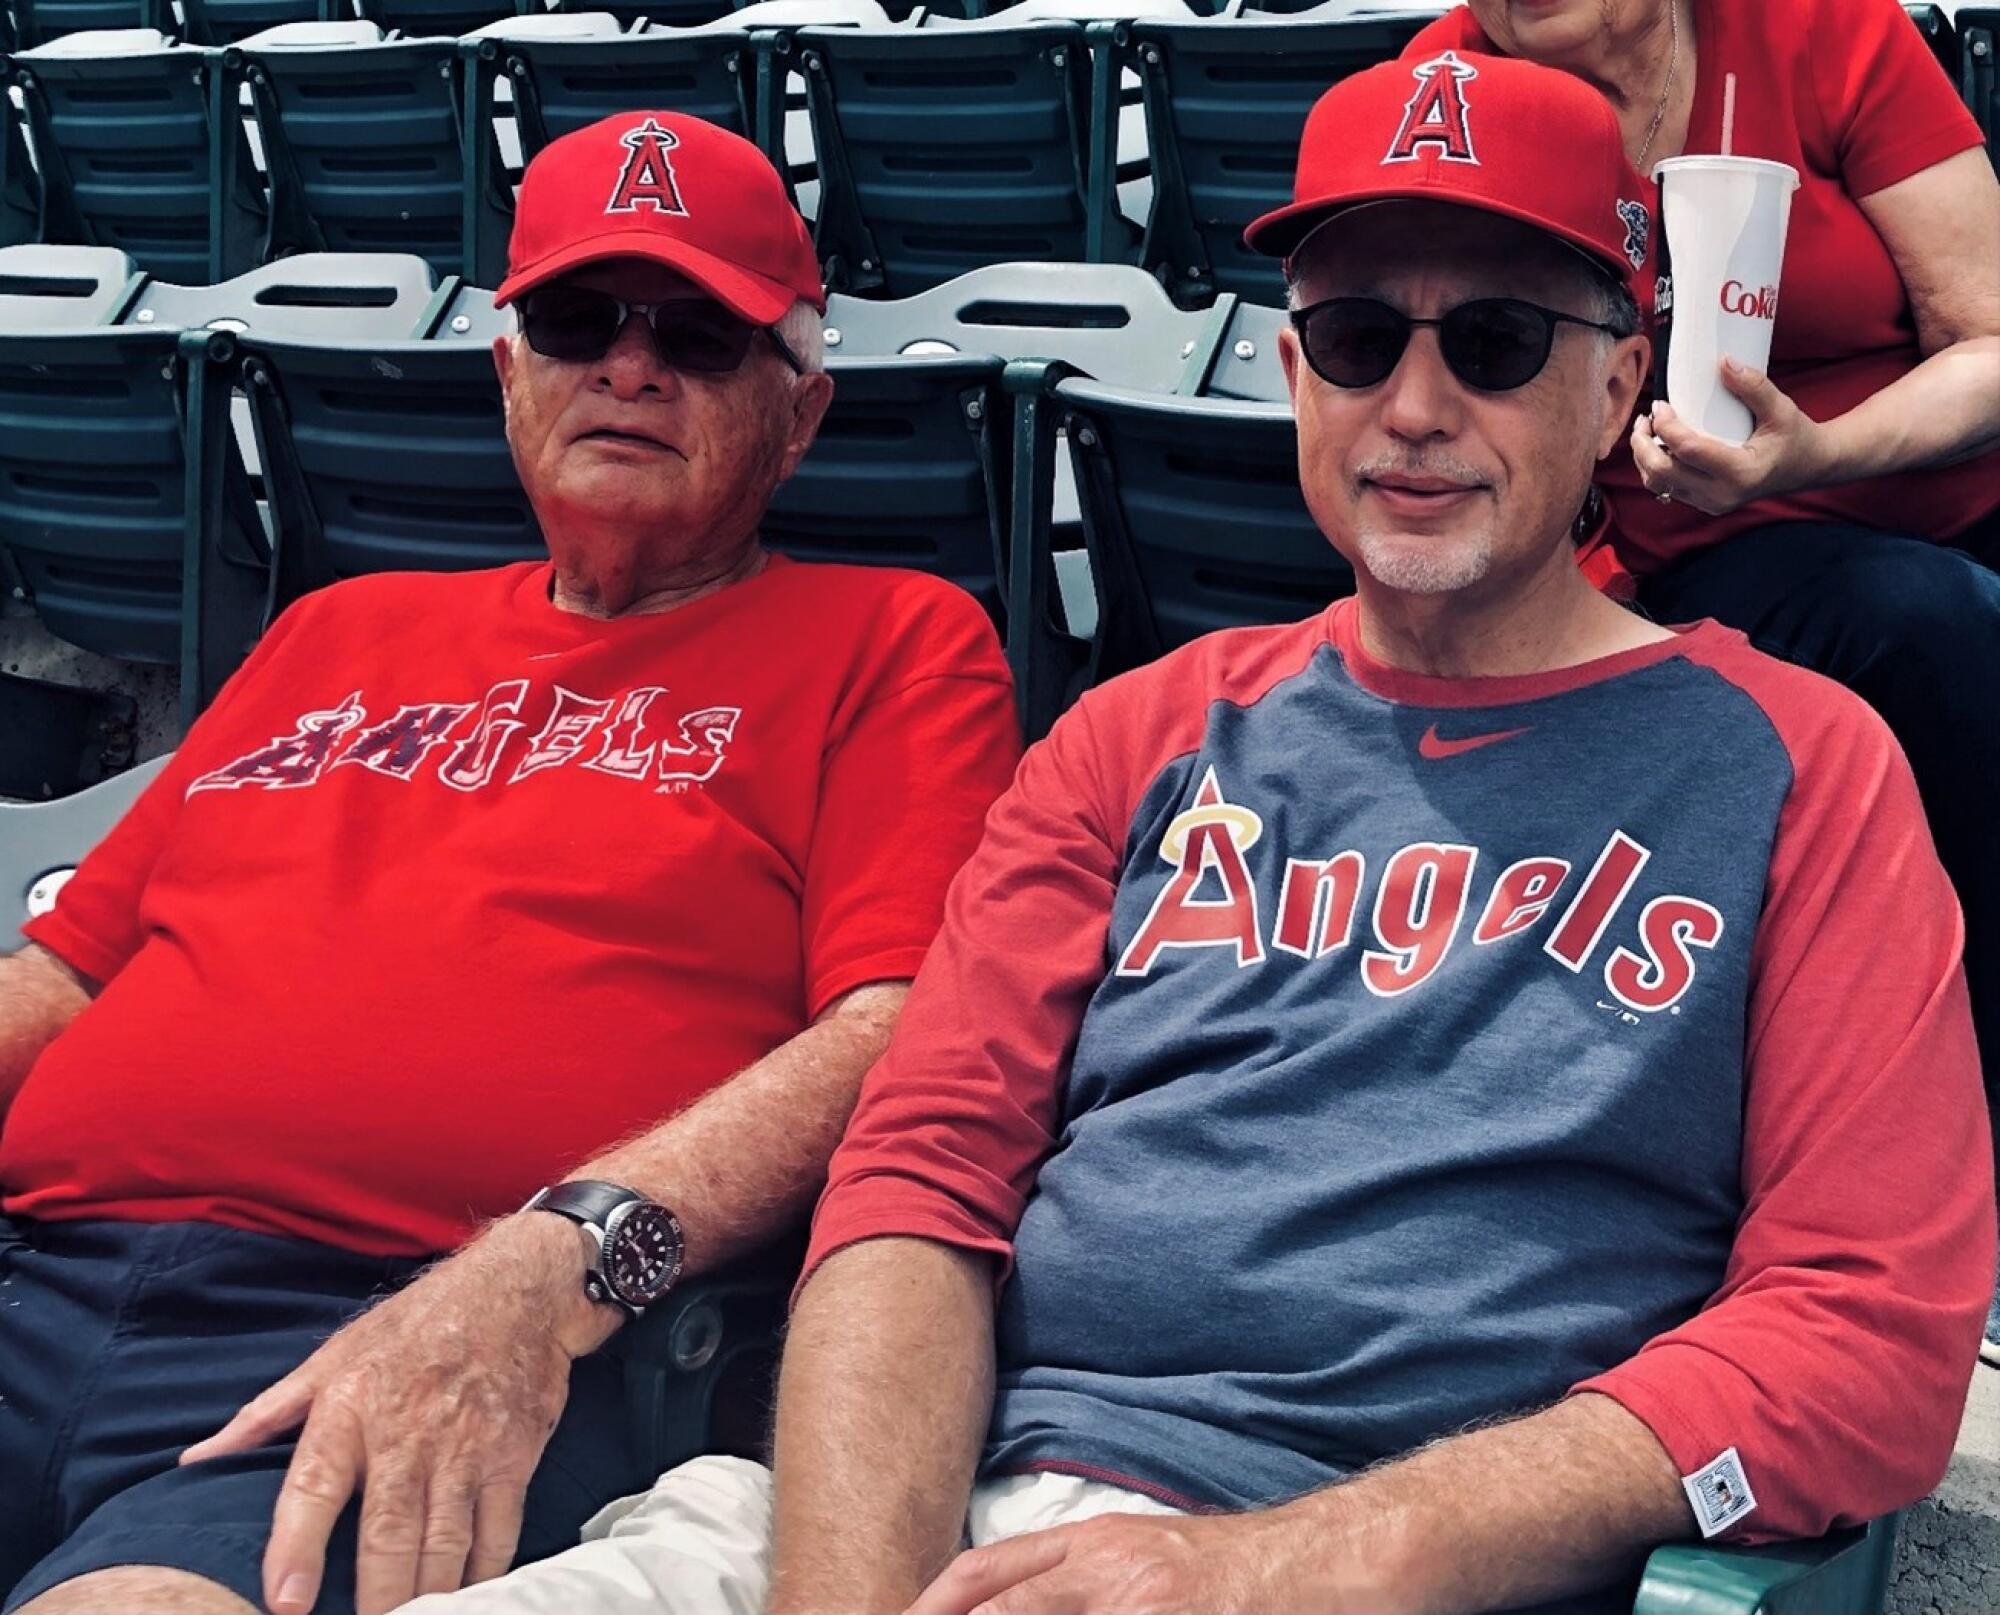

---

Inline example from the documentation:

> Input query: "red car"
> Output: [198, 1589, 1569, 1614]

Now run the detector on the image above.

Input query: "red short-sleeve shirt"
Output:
[1408, 0, 1996, 572]
[7, 558, 1021, 1257]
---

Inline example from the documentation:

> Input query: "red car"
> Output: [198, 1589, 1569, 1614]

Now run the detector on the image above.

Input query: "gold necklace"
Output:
[1635, 0, 1682, 171]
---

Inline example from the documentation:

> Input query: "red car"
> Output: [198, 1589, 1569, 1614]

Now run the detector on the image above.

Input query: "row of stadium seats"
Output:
[0, 3, 1442, 300]
[9, 5, 1986, 307]
[0, 245, 1321, 740]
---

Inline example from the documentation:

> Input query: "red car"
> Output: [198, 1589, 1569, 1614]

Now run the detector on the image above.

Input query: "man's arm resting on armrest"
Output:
[0, 942, 96, 1115]
[186, 979, 912, 1615]
[909, 1390, 1691, 1615]
[769, 1236, 997, 1615]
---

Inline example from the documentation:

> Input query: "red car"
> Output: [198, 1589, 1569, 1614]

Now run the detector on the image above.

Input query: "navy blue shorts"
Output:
[0, 1216, 652, 1614]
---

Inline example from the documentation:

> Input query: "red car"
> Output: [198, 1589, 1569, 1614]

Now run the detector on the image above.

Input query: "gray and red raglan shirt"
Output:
[804, 598, 1993, 1593]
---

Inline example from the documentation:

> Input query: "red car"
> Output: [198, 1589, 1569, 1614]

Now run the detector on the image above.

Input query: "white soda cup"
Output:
[1651, 155, 1799, 444]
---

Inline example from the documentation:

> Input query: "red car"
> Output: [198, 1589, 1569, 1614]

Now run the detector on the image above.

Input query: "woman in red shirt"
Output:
[1406, 0, 2000, 1359]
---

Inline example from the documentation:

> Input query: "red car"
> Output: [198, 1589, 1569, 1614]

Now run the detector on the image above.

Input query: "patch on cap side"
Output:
[1682, 1447, 1758, 1538]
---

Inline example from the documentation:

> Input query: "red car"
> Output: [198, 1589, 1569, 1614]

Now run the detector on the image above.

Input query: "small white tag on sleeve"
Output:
[1682, 1447, 1758, 1538]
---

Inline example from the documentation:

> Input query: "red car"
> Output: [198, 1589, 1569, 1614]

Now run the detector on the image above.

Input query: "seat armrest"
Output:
[1634, 1514, 1900, 1615]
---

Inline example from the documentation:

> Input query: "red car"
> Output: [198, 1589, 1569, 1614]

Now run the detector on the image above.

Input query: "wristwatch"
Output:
[524, 1180, 685, 1315]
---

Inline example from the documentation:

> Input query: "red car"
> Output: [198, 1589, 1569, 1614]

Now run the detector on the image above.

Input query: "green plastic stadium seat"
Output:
[235, 22, 508, 281]
[1634, 1513, 1903, 1615]
[180, 0, 337, 47]
[9, 30, 265, 282]
[0, 243, 143, 326]
[1, 94, 41, 249]
[8, 0, 166, 50]
[1960, 10, 1998, 167]
[796, 18, 1112, 295]
[764, 351, 1012, 625]
[1903, 3, 1956, 79]
[579, 0, 738, 32]
[355, 0, 531, 41]
[1103, 4, 1432, 304]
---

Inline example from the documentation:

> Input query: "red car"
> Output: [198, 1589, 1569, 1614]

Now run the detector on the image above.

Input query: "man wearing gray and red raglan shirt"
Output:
[407, 51, 1993, 1615]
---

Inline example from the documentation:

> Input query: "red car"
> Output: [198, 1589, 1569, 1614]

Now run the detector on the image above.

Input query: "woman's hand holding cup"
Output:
[1631, 358, 1833, 516]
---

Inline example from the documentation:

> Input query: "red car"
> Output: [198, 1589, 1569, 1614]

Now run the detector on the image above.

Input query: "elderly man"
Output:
[0, 112, 1019, 1615]
[407, 55, 1992, 1615]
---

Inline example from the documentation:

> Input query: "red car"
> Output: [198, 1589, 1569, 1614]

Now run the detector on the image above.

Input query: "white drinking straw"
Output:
[1721, 72, 1737, 156]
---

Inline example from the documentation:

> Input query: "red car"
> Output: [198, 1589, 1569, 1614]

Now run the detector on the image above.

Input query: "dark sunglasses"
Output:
[519, 286, 804, 375]
[1290, 296, 1623, 393]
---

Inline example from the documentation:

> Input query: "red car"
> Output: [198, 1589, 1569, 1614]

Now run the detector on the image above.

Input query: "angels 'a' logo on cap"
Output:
[1385, 51, 1479, 166]
[607, 118, 689, 217]
[1616, 198, 1650, 270]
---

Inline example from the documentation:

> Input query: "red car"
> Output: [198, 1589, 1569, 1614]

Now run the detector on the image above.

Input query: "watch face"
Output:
[603, 1203, 685, 1308]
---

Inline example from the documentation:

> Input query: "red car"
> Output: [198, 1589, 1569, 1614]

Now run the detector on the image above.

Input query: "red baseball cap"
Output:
[494, 111, 826, 321]
[1244, 50, 1652, 292]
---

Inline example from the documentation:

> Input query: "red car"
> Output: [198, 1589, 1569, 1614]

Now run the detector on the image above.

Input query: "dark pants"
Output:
[1641, 518, 2000, 1137]
[0, 1217, 652, 1615]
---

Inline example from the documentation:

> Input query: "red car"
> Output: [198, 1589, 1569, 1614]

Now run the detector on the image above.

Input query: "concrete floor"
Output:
[1891, 1365, 2000, 1614]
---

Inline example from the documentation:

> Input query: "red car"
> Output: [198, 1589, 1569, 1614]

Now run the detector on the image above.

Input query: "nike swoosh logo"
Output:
[1418, 722, 1531, 760]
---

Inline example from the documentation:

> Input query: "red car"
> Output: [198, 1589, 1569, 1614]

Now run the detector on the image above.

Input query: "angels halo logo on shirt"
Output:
[607, 118, 690, 217]
[1384, 51, 1480, 166]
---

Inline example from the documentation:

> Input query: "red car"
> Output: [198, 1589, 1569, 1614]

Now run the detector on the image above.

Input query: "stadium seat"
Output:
[795, 17, 1111, 295]
[582, 0, 738, 32]
[355, 0, 530, 40]
[0, 753, 169, 944]
[1107, 3, 1431, 304]
[1192, 295, 1286, 401]
[0, 242, 141, 325]
[1039, 377, 1347, 725]
[9, 29, 265, 282]
[1962, 9, 1998, 166]
[224, 310, 544, 663]
[181, 0, 338, 47]
[234, 21, 507, 281]
[1903, 3, 1956, 79]
[7, 0, 164, 50]
[3, 96, 44, 248]
[461, 11, 758, 275]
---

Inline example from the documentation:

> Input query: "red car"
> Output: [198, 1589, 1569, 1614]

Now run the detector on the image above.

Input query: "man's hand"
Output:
[180, 1212, 614, 1615]
[1630, 361, 1833, 515]
[904, 1513, 1351, 1615]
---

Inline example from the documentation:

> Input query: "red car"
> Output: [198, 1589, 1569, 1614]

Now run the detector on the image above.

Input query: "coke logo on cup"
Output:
[1719, 279, 1779, 320]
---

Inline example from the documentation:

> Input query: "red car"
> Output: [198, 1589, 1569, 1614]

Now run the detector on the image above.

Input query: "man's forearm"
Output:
[769, 1237, 996, 1615]
[0, 943, 93, 1117]
[1246, 1391, 1691, 1615]
[478, 980, 909, 1357]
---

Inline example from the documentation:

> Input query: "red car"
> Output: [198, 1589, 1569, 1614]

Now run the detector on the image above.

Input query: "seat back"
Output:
[237, 332, 543, 599]
[0, 243, 140, 326]
[1, 72, 39, 248]
[798, 20, 1100, 296]
[763, 352, 1010, 625]
[1, 753, 171, 953]
[239, 30, 502, 279]
[10, 33, 264, 281]
[592, 0, 737, 28]
[1124, 7, 1432, 303]
[1056, 376, 1347, 689]
[0, 326, 205, 663]
[10, 0, 162, 49]
[355, 0, 526, 38]
[824, 259, 1222, 390]
[1961, 9, 1998, 166]
[1903, 2, 1956, 77]
[182, 0, 335, 46]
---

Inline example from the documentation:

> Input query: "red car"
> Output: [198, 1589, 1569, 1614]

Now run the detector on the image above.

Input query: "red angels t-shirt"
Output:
[5, 557, 1021, 1256]
[1409, 0, 1995, 572]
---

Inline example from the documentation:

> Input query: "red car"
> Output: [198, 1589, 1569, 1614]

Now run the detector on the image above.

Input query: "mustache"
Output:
[1352, 449, 1491, 488]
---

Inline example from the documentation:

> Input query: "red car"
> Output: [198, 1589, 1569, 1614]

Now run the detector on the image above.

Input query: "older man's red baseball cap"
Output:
[494, 111, 825, 321]
[1244, 50, 1652, 291]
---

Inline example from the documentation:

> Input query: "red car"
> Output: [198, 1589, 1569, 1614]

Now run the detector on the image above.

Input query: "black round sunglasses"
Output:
[519, 285, 804, 376]
[1290, 296, 1623, 393]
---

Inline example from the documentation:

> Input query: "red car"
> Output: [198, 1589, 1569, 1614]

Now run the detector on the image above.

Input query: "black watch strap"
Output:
[526, 1179, 640, 1230]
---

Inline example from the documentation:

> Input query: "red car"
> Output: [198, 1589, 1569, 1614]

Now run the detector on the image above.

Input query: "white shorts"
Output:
[396, 1455, 1184, 1615]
